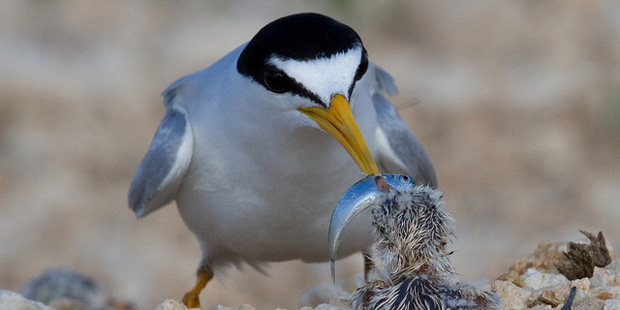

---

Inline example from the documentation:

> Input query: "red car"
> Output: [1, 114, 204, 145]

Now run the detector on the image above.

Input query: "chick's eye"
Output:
[400, 175, 412, 183]
[263, 70, 290, 93]
[354, 52, 369, 81]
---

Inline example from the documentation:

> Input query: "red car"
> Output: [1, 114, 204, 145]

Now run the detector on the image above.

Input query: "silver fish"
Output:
[328, 173, 415, 282]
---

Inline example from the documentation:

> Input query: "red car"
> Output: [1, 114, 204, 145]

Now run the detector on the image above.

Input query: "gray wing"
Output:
[128, 88, 193, 218]
[370, 64, 437, 188]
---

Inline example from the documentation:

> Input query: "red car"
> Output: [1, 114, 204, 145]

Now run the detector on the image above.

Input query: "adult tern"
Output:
[129, 13, 436, 307]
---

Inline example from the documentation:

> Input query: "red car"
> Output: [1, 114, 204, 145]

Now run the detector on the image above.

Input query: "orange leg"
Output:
[182, 264, 213, 309]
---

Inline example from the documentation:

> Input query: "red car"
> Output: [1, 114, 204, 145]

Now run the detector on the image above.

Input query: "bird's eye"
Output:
[354, 52, 369, 81]
[263, 69, 290, 93]
[400, 175, 412, 184]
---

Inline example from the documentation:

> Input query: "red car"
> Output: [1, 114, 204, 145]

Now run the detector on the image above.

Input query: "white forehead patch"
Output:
[268, 45, 363, 105]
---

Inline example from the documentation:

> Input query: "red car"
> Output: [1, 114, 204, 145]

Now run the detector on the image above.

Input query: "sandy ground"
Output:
[1, 2, 620, 310]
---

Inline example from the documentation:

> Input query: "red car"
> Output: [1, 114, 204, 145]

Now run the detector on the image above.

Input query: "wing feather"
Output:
[129, 89, 193, 217]
[370, 65, 437, 187]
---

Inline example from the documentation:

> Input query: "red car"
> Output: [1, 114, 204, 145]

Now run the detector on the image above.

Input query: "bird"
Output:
[128, 13, 436, 308]
[331, 177, 501, 310]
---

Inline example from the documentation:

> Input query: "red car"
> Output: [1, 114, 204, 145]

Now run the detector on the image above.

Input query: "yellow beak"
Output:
[298, 94, 380, 176]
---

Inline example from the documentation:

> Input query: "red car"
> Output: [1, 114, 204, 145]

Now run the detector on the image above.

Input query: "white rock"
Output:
[522, 268, 570, 290]
[0, 290, 54, 310]
[606, 259, 620, 273]
[571, 278, 591, 291]
[217, 304, 256, 310]
[574, 288, 589, 304]
[593, 267, 620, 288]
[573, 298, 606, 310]
[157, 299, 190, 310]
[591, 286, 620, 300]
[238, 304, 257, 310]
[492, 280, 532, 310]
[538, 286, 572, 307]
[605, 297, 620, 310]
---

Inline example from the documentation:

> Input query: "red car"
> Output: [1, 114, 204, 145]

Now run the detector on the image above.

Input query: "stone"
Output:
[497, 269, 526, 287]
[571, 278, 591, 291]
[605, 297, 620, 310]
[213, 304, 257, 310]
[157, 299, 190, 310]
[592, 267, 620, 288]
[522, 268, 570, 290]
[0, 290, 54, 310]
[606, 259, 620, 273]
[492, 280, 532, 310]
[573, 298, 605, 310]
[537, 286, 572, 307]
[524, 306, 553, 310]
[590, 286, 620, 300]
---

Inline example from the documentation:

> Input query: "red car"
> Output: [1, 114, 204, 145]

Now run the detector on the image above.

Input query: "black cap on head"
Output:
[237, 13, 365, 82]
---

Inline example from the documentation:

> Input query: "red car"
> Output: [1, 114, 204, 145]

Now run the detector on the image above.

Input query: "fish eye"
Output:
[263, 69, 290, 93]
[400, 175, 412, 183]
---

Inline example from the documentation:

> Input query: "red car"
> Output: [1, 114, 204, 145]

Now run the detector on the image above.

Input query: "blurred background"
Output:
[1, 1, 619, 309]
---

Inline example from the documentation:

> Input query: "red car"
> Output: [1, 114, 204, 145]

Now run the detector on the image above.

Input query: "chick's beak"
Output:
[298, 94, 379, 176]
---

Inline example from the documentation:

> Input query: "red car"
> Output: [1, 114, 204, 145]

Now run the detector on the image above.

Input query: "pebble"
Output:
[521, 268, 570, 290]
[492, 280, 532, 310]
[0, 290, 54, 310]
